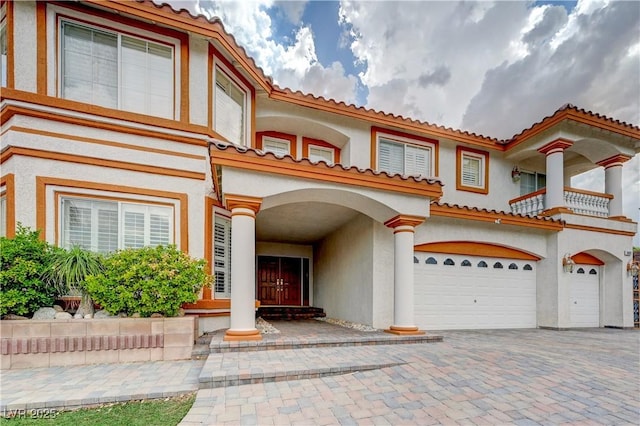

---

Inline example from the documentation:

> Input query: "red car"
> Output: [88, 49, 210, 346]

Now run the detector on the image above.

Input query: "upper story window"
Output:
[60, 20, 174, 119]
[1, 24, 6, 88]
[60, 196, 173, 253]
[520, 171, 546, 195]
[214, 68, 246, 145]
[303, 137, 340, 165]
[257, 131, 297, 158]
[456, 146, 489, 194]
[374, 128, 437, 177]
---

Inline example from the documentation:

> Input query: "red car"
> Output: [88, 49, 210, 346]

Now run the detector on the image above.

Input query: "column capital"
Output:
[224, 194, 262, 214]
[596, 154, 632, 169]
[537, 138, 574, 156]
[384, 214, 426, 230]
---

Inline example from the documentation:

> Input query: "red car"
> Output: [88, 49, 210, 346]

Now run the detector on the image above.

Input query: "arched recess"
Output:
[414, 241, 541, 260]
[571, 252, 604, 265]
[261, 187, 403, 224]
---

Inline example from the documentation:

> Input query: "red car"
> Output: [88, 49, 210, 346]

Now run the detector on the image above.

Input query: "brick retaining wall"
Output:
[0, 317, 195, 369]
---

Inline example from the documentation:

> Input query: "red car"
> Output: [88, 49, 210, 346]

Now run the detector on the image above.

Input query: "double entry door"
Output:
[257, 256, 302, 306]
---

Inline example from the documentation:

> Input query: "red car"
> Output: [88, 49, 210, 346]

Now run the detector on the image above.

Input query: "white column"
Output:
[224, 195, 262, 341]
[384, 215, 425, 335]
[605, 165, 622, 217]
[538, 139, 573, 213]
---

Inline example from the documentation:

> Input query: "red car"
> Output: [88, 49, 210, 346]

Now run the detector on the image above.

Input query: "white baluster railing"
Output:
[509, 188, 611, 218]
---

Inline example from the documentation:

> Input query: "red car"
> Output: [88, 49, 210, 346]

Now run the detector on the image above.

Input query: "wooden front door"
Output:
[257, 256, 301, 306]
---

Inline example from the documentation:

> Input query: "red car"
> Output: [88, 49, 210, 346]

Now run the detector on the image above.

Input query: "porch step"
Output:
[198, 345, 406, 389]
[256, 306, 326, 321]
[192, 332, 215, 360]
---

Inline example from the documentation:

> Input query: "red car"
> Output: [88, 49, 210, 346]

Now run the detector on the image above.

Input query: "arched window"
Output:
[589, 269, 597, 275]
[413, 256, 419, 264]
[477, 261, 488, 268]
[523, 264, 533, 271]
[426, 257, 437, 265]
[508, 263, 518, 270]
[576, 268, 585, 274]
[444, 258, 455, 266]
[493, 262, 503, 269]
[461, 259, 472, 267]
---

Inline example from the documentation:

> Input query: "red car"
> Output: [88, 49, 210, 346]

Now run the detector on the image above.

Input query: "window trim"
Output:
[302, 137, 340, 164]
[209, 44, 255, 147]
[57, 193, 175, 253]
[256, 131, 297, 158]
[54, 8, 182, 120]
[371, 127, 438, 177]
[456, 146, 489, 194]
[0, 173, 14, 238]
[213, 213, 232, 299]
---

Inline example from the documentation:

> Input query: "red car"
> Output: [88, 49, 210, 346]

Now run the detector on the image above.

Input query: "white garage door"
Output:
[414, 253, 537, 330]
[570, 266, 599, 327]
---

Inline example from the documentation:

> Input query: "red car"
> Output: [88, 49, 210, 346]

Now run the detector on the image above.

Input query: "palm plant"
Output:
[43, 246, 104, 315]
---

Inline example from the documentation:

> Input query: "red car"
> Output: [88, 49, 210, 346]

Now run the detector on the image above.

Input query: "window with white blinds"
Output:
[61, 197, 173, 253]
[378, 138, 432, 177]
[213, 216, 231, 298]
[1, 25, 7, 88]
[462, 154, 482, 187]
[214, 69, 245, 145]
[262, 137, 290, 157]
[0, 195, 6, 238]
[61, 21, 174, 118]
[309, 146, 334, 164]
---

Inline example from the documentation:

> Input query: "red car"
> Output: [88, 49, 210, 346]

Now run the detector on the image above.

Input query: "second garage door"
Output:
[569, 266, 600, 327]
[414, 253, 537, 330]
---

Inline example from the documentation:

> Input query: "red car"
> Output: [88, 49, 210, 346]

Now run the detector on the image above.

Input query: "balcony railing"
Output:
[509, 187, 612, 218]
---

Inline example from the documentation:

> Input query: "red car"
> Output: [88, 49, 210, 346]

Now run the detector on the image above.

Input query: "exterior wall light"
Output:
[562, 253, 575, 273]
[627, 260, 640, 277]
[511, 166, 521, 182]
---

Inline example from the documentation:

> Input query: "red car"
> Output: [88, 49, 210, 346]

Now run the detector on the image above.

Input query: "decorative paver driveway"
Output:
[181, 329, 639, 425]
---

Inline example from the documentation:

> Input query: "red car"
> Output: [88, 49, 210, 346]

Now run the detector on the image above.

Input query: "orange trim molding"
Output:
[1, 146, 205, 181]
[537, 139, 573, 155]
[6, 0, 14, 89]
[0, 102, 210, 147]
[211, 146, 444, 199]
[564, 223, 637, 237]
[370, 126, 439, 175]
[224, 194, 262, 214]
[35, 177, 189, 251]
[414, 241, 541, 261]
[596, 154, 632, 169]
[8, 126, 206, 160]
[0, 174, 16, 238]
[571, 252, 604, 266]
[302, 137, 341, 164]
[429, 203, 563, 231]
[36, 1, 47, 95]
[455, 146, 489, 195]
[384, 214, 426, 229]
[256, 131, 297, 159]
[224, 329, 262, 341]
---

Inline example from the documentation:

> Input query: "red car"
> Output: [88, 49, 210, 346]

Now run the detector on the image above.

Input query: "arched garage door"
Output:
[569, 266, 599, 327]
[414, 253, 537, 330]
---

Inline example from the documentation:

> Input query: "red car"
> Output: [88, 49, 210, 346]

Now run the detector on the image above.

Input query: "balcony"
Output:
[509, 187, 613, 218]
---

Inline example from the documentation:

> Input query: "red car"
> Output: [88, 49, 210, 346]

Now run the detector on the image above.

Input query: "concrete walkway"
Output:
[1, 322, 639, 425]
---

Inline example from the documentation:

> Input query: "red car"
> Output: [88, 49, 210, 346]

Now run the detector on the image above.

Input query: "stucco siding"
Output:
[313, 214, 374, 325]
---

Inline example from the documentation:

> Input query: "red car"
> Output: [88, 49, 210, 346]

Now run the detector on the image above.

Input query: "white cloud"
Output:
[193, 0, 358, 103]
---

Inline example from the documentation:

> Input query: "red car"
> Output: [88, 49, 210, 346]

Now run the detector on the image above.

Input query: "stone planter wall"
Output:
[0, 317, 195, 370]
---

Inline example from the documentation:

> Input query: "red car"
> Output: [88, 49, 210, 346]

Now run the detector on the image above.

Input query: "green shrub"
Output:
[85, 245, 210, 317]
[0, 225, 58, 316]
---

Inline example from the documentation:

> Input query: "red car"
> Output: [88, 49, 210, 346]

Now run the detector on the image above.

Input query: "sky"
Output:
[168, 0, 639, 243]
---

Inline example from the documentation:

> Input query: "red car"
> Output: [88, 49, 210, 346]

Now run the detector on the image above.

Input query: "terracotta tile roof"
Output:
[432, 202, 564, 225]
[210, 141, 444, 187]
[139, 2, 638, 148]
[505, 103, 640, 146]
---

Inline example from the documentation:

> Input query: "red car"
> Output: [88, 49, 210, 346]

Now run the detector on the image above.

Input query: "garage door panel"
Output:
[415, 253, 536, 330]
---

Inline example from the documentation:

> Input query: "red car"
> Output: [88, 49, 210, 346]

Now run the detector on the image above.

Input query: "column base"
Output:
[223, 328, 262, 341]
[384, 325, 426, 336]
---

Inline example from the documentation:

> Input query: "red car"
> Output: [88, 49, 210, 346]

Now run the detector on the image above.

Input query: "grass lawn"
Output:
[0, 393, 195, 426]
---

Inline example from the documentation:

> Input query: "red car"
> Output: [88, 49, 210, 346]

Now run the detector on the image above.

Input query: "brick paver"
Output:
[182, 328, 639, 425]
